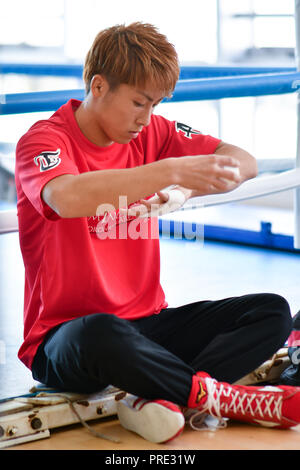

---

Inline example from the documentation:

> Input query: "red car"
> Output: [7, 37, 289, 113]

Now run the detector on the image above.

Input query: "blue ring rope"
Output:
[1, 72, 300, 115]
[0, 63, 296, 78]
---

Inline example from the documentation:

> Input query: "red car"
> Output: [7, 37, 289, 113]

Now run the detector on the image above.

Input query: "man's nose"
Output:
[137, 108, 152, 127]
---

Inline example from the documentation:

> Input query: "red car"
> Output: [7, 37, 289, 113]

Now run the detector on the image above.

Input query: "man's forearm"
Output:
[43, 151, 245, 218]
[45, 158, 175, 218]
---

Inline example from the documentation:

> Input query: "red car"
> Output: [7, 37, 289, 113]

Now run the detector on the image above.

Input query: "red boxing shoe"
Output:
[187, 372, 300, 429]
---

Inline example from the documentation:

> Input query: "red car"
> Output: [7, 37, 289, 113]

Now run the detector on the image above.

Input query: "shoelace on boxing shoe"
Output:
[202, 377, 283, 423]
[186, 377, 286, 431]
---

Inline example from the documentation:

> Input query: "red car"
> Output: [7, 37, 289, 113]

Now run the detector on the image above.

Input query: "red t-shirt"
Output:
[15, 99, 220, 369]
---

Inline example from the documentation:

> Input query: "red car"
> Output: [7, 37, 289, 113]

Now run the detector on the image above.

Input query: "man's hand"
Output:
[171, 154, 242, 197]
[124, 155, 242, 220]
[127, 187, 189, 219]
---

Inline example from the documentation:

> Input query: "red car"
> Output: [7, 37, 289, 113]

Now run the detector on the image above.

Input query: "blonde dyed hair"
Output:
[83, 22, 180, 96]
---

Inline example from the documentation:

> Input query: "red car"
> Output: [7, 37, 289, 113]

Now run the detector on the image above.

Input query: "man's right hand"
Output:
[171, 154, 241, 196]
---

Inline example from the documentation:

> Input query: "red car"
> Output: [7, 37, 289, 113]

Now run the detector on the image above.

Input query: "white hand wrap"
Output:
[130, 189, 186, 219]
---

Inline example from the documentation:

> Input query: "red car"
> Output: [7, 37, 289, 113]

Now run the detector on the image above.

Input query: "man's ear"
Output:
[90, 74, 109, 97]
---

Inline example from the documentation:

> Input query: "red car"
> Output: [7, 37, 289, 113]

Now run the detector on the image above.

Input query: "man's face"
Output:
[92, 79, 165, 146]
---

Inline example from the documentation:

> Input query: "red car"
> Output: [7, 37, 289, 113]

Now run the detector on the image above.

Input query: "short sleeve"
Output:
[15, 130, 79, 220]
[155, 117, 221, 160]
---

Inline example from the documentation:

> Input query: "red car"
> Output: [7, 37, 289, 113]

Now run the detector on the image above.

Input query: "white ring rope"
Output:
[0, 209, 18, 234]
[182, 168, 300, 211]
[131, 168, 300, 218]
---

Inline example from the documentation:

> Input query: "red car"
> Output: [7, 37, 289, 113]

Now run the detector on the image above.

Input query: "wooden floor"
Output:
[8, 415, 300, 450]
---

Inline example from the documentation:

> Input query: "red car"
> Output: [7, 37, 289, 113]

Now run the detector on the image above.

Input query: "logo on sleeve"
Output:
[175, 122, 202, 139]
[34, 149, 61, 172]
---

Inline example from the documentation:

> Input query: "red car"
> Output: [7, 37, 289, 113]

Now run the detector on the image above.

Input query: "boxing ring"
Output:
[1, 4, 300, 250]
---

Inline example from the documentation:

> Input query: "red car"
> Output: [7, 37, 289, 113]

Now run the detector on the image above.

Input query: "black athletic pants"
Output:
[31, 293, 292, 406]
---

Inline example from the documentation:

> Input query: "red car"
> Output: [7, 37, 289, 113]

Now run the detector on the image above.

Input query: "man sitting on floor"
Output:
[15, 22, 299, 443]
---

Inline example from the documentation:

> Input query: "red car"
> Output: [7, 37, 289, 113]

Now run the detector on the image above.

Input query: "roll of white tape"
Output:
[221, 166, 240, 187]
